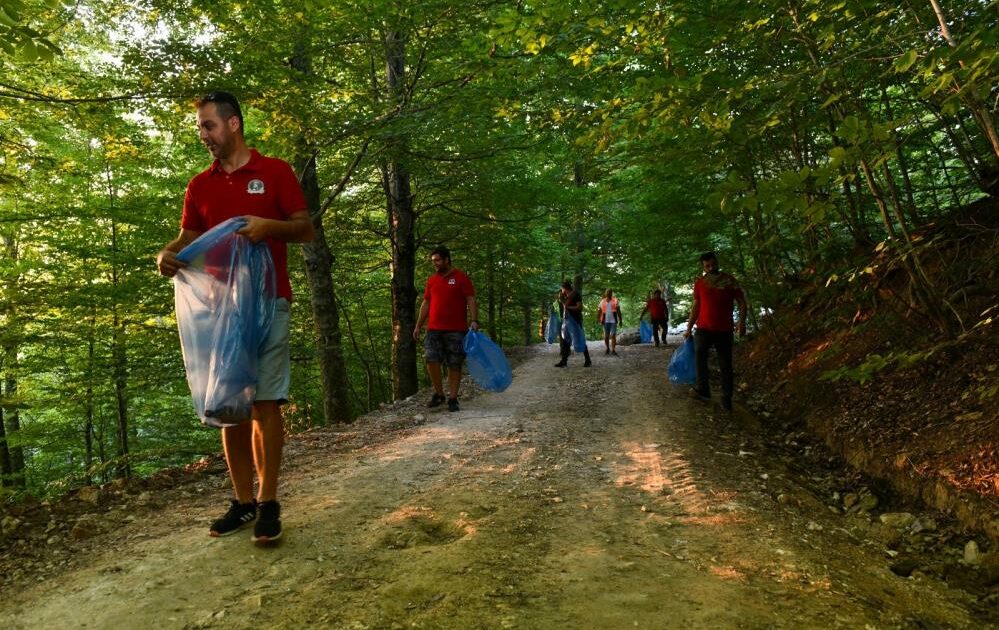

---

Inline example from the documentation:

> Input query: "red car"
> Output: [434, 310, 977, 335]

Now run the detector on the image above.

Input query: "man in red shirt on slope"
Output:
[639, 288, 670, 347]
[684, 252, 748, 412]
[413, 246, 480, 413]
[156, 91, 315, 544]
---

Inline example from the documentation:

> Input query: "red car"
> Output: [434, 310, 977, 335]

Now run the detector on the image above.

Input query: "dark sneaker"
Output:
[447, 398, 460, 412]
[721, 398, 733, 412]
[605, 349, 610, 355]
[554, 361, 566, 368]
[611, 350, 619, 356]
[253, 500, 282, 544]
[583, 359, 592, 367]
[428, 393, 446, 408]
[210, 499, 256, 537]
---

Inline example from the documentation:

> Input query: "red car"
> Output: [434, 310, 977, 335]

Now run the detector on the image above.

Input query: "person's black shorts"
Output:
[424, 330, 466, 368]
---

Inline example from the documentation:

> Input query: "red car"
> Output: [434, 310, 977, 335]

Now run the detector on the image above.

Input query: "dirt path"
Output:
[1, 341, 989, 629]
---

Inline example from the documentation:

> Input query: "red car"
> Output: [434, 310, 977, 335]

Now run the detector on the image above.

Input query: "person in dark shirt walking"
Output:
[684, 252, 747, 411]
[554, 280, 592, 368]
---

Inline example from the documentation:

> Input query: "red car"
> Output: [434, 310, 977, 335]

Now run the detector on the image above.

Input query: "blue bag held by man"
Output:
[562, 315, 587, 353]
[640, 319, 653, 344]
[545, 307, 560, 344]
[173, 217, 277, 427]
[463, 330, 513, 392]
[668, 337, 696, 385]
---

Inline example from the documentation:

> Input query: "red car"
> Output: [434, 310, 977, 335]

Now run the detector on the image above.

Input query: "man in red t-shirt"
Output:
[156, 91, 314, 544]
[413, 246, 479, 412]
[639, 289, 670, 347]
[684, 252, 748, 411]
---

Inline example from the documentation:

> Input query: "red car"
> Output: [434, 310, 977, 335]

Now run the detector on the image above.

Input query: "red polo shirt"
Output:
[181, 149, 307, 301]
[424, 268, 475, 331]
[645, 297, 668, 320]
[693, 272, 744, 332]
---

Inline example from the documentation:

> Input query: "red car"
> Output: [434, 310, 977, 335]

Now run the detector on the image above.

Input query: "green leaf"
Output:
[893, 49, 918, 73]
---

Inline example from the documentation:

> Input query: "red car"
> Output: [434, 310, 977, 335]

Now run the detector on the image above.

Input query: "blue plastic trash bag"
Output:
[463, 330, 513, 392]
[640, 319, 653, 343]
[562, 315, 587, 353]
[173, 217, 277, 428]
[545, 307, 560, 344]
[668, 337, 696, 385]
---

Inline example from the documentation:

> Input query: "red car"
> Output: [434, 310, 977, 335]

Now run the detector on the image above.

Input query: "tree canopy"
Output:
[1, 0, 996, 497]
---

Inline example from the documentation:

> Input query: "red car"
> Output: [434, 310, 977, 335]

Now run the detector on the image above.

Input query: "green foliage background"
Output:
[1, 0, 996, 497]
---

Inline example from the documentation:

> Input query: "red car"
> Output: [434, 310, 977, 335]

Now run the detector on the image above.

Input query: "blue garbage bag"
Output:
[545, 308, 560, 344]
[562, 315, 587, 353]
[173, 217, 277, 427]
[668, 337, 696, 385]
[463, 330, 513, 392]
[640, 319, 653, 343]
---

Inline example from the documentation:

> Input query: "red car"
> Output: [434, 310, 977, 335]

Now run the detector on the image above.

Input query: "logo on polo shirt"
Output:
[448, 278, 456, 285]
[247, 179, 265, 195]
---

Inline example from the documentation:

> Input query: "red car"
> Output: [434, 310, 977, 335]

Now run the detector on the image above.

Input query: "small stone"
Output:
[1, 515, 21, 536]
[857, 492, 878, 512]
[890, 558, 919, 577]
[70, 517, 101, 540]
[842, 493, 859, 510]
[413, 414, 426, 424]
[47, 535, 60, 545]
[879, 513, 916, 529]
[777, 493, 797, 506]
[551, 497, 563, 504]
[806, 521, 823, 531]
[77, 486, 103, 505]
[909, 517, 937, 534]
[964, 541, 982, 565]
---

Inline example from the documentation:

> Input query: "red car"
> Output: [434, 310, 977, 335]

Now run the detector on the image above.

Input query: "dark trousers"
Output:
[651, 318, 669, 345]
[559, 333, 591, 364]
[694, 329, 734, 404]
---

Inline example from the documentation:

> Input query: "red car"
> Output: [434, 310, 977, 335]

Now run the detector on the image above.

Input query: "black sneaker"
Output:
[611, 350, 618, 356]
[209, 499, 256, 537]
[428, 393, 446, 408]
[447, 398, 460, 412]
[721, 398, 733, 412]
[253, 500, 282, 544]
[554, 361, 566, 368]
[583, 359, 592, 367]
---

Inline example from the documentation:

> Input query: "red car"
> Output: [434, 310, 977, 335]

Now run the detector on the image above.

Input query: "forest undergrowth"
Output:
[738, 196, 999, 540]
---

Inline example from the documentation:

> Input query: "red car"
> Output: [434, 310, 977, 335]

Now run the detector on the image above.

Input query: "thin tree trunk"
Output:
[289, 47, 354, 425]
[383, 28, 419, 400]
[928, 0, 999, 161]
[298, 154, 353, 424]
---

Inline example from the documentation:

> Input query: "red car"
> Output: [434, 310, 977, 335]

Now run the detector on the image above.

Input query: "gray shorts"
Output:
[424, 330, 466, 368]
[602, 322, 618, 335]
[256, 299, 290, 403]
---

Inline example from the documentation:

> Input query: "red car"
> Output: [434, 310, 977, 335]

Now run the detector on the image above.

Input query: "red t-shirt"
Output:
[424, 268, 475, 331]
[645, 297, 668, 320]
[693, 273, 744, 332]
[181, 149, 307, 301]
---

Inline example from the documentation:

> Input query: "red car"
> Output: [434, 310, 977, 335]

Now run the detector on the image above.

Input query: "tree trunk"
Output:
[928, 0, 999, 161]
[383, 29, 419, 400]
[298, 154, 353, 424]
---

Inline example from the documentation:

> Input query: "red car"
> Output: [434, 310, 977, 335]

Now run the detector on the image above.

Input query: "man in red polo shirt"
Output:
[639, 288, 670, 347]
[413, 246, 479, 412]
[156, 91, 315, 544]
[684, 252, 747, 412]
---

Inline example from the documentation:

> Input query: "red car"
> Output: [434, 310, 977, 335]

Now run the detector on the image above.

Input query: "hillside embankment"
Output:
[735, 197, 998, 545]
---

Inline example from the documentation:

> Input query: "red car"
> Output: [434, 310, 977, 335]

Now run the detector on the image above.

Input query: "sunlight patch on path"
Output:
[614, 441, 709, 515]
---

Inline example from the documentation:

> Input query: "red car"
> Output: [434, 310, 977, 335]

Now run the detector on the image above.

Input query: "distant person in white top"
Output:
[598, 288, 623, 356]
